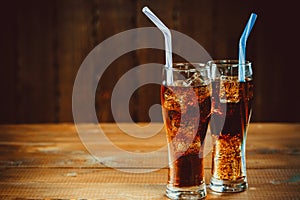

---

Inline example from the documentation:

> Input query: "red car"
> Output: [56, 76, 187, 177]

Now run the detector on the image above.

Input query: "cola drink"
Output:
[209, 65, 254, 193]
[161, 81, 211, 188]
[211, 77, 253, 181]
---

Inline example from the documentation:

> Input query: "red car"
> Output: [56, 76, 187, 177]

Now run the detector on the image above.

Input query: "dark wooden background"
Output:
[0, 0, 299, 124]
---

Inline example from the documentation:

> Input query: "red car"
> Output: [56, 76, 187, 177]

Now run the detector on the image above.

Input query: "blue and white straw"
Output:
[238, 13, 257, 82]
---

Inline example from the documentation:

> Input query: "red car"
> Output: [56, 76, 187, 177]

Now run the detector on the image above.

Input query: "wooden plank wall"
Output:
[0, 0, 299, 123]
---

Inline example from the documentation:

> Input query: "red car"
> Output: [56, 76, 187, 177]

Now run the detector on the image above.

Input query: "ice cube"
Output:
[163, 87, 182, 112]
[173, 80, 187, 87]
[184, 71, 208, 87]
[163, 86, 190, 113]
[219, 76, 240, 103]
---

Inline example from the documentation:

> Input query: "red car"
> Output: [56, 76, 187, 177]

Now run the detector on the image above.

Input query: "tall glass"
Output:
[161, 63, 212, 199]
[208, 60, 253, 192]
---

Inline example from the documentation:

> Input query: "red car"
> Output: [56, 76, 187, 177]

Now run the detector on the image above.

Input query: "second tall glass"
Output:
[208, 60, 254, 193]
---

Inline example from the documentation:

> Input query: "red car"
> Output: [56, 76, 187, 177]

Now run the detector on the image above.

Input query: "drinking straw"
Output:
[238, 13, 257, 82]
[142, 6, 173, 85]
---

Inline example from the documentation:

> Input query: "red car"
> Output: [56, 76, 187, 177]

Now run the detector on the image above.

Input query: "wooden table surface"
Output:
[0, 123, 299, 199]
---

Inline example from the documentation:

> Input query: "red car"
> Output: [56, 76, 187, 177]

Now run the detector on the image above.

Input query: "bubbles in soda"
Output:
[210, 78, 253, 181]
[161, 80, 211, 187]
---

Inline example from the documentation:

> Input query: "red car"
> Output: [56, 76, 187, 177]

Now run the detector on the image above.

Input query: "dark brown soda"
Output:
[161, 84, 211, 187]
[210, 79, 253, 180]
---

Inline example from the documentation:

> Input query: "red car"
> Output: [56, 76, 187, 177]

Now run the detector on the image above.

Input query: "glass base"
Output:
[166, 183, 206, 199]
[209, 177, 248, 193]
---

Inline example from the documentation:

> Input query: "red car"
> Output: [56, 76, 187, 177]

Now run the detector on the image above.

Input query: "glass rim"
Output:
[207, 59, 251, 67]
[163, 62, 207, 72]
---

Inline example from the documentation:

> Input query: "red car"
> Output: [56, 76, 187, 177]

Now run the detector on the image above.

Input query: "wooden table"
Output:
[0, 123, 299, 199]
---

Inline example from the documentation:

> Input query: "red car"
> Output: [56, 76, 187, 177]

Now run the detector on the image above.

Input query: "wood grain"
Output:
[0, 2, 18, 123]
[0, 0, 299, 123]
[55, 0, 95, 122]
[14, 1, 57, 123]
[0, 123, 299, 199]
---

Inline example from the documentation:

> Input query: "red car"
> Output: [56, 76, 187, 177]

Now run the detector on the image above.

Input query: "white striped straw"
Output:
[142, 6, 173, 85]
